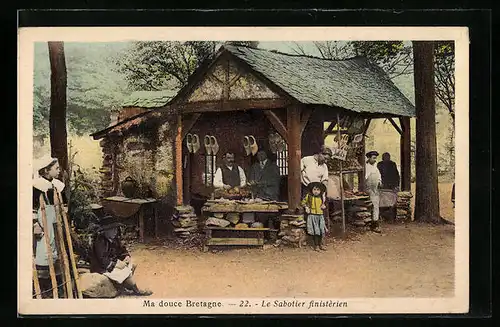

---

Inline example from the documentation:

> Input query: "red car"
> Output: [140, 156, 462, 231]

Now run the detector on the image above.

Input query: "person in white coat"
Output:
[365, 151, 382, 233]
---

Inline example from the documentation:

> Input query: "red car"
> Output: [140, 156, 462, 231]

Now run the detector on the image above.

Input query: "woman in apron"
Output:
[32, 156, 67, 298]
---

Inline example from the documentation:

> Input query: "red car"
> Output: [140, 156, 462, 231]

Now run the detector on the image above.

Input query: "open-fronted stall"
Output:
[92, 44, 415, 246]
[166, 45, 415, 245]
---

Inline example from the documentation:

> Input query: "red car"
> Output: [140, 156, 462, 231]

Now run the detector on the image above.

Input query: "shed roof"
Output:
[122, 90, 178, 108]
[91, 90, 176, 139]
[223, 45, 415, 117]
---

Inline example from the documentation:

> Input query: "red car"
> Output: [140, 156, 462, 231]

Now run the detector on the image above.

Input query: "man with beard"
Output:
[213, 152, 247, 192]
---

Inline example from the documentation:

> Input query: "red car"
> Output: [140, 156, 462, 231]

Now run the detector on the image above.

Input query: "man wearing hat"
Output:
[365, 151, 382, 233]
[300, 146, 332, 204]
[90, 216, 152, 296]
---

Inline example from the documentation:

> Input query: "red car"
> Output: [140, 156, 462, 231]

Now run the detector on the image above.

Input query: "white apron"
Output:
[365, 173, 380, 222]
[35, 204, 59, 266]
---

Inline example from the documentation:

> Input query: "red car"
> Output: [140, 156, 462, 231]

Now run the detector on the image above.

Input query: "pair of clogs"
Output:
[204, 135, 220, 155]
[186, 134, 200, 153]
[243, 135, 258, 156]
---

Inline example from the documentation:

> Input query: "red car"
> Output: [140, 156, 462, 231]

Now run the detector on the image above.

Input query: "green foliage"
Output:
[350, 41, 413, 79]
[33, 42, 131, 138]
[116, 41, 218, 91]
[68, 166, 100, 231]
[434, 41, 455, 119]
[116, 41, 260, 92]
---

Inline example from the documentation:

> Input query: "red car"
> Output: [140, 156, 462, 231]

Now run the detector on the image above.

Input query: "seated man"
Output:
[213, 152, 247, 192]
[90, 216, 152, 296]
[247, 150, 281, 201]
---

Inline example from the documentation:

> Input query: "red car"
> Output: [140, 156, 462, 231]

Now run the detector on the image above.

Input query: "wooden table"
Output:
[101, 196, 158, 243]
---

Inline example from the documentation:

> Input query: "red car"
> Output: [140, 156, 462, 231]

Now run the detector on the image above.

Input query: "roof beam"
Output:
[179, 98, 288, 114]
[363, 118, 372, 135]
[324, 121, 336, 134]
[181, 113, 202, 140]
[388, 117, 403, 136]
[263, 110, 288, 143]
[300, 107, 314, 136]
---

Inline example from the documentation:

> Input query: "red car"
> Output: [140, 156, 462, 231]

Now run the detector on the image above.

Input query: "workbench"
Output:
[201, 200, 287, 250]
[101, 196, 159, 242]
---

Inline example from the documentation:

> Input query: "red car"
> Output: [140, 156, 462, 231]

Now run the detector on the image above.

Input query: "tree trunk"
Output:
[48, 41, 69, 175]
[412, 41, 441, 223]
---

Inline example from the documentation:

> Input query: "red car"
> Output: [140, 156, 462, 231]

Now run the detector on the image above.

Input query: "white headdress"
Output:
[33, 155, 58, 179]
[32, 156, 65, 192]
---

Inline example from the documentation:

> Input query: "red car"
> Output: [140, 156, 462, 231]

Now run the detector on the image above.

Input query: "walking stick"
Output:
[53, 192, 74, 298]
[56, 191, 83, 298]
[52, 230, 68, 298]
[32, 257, 42, 299]
[39, 194, 58, 299]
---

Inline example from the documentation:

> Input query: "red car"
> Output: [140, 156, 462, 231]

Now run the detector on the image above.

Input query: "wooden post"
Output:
[183, 153, 192, 205]
[32, 257, 42, 299]
[337, 113, 346, 235]
[53, 193, 73, 298]
[139, 207, 145, 243]
[154, 203, 159, 239]
[175, 114, 183, 206]
[286, 105, 302, 212]
[399, 117, 411, 191]
[358, 119, 371, 192]
[56, 191, 83, 298]
[39, 194, 58, 299]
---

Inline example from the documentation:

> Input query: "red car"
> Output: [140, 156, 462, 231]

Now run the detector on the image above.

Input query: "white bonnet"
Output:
[33, 155, 58, 176]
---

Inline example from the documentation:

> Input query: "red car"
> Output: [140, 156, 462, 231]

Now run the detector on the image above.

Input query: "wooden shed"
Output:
[92, 44, 415, 216]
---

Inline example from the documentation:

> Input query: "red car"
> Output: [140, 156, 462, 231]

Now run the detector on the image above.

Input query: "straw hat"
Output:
[308, 182, 326, 194]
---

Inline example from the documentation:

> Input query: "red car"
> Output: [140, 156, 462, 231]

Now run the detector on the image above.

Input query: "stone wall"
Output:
[99, 137, 115, 197]
[115, 132, 156, 196]
[98, 119, 176, 202]
[155, 120, 176, 199]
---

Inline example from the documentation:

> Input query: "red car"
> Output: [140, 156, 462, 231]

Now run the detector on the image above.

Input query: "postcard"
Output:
[18, 26, 469, 315]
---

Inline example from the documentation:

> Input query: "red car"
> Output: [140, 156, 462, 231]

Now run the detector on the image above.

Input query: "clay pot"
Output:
[121, 177, 138, 198]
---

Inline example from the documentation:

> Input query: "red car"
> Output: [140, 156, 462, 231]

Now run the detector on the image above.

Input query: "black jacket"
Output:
[248, 160, 281, 201]
[90, 234, 129, 274]
[377, 160, 400, 189]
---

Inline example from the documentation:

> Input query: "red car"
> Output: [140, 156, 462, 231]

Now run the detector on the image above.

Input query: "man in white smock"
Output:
[365, 150, 382, 233]
[300, 147, 332, 205]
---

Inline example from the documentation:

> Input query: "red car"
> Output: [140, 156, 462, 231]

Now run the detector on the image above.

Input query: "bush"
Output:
[68, 167, 100, 232]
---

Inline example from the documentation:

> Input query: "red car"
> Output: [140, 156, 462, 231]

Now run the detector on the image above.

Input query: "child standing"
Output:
[302, 182, 328, 251]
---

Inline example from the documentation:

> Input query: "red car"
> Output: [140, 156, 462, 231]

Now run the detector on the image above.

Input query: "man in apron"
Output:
[365, 151, 382, 233]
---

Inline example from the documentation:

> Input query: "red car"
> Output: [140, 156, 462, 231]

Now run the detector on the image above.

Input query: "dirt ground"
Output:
[126, 183, 455, 298]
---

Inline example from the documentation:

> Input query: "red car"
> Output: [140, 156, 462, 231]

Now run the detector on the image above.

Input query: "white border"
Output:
[18, 26, 469, 315]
